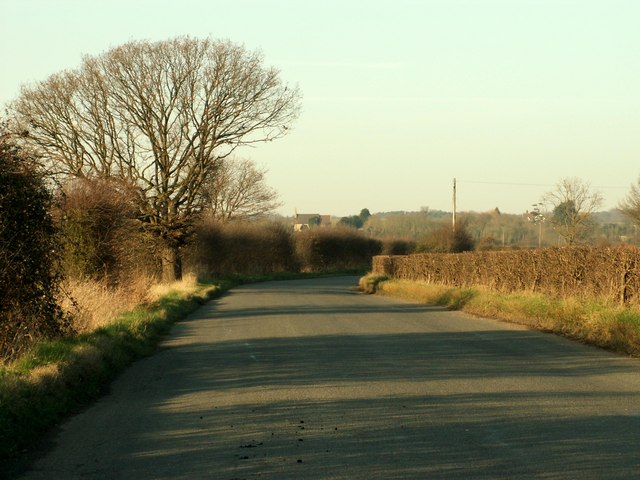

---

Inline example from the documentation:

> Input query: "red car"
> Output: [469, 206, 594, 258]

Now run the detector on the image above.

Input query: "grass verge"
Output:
[0, 270, 356, 464]
[360, 275, 640, 357]
[0, 279, 228, 460]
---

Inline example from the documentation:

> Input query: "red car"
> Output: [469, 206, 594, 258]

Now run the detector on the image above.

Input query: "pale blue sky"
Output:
[1, 0, 638, 216]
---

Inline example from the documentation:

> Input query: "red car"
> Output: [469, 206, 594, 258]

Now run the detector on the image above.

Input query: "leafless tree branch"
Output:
[9, 36, 301, 280]
[619, 176, 640, 226]
[542, 177, 603, 245]
[204, 157, 281, 222]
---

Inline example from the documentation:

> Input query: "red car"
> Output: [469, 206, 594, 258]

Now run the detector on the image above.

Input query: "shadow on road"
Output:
[17, 277, 640, 479]
[120, 329, 640, 479]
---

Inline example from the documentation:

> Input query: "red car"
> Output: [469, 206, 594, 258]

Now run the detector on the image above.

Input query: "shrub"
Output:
[187, 220, 383, 276]
[186, 218, 298, 277]
[381, 238, 417, 255]
[294, 227, 382, 272]
[417, 223, 475, 253]
[0, 140, 71, 362]
[56, 178, 156, 284]
[358, 273, 389, 294]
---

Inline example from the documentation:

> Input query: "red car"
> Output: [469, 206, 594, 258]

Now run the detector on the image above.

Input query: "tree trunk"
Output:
[161, 245, 183, 283]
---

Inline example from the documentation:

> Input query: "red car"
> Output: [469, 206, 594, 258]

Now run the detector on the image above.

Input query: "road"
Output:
[17, 276, 640, 479]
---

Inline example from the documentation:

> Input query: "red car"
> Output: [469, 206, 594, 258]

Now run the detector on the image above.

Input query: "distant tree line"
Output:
[362, 177, 640, 249]
[339, 208, 371, 229]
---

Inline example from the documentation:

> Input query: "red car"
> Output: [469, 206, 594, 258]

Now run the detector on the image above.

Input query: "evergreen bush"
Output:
[0, 140, 71, 362]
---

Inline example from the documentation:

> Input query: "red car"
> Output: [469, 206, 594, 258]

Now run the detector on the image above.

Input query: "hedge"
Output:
[372, 246, 640, 306]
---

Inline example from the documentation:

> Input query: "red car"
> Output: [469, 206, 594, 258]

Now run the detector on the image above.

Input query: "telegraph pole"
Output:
[452, 177, 457, 232]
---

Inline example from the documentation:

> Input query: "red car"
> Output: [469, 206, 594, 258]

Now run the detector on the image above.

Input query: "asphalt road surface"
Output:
[17, 276, 640, 479]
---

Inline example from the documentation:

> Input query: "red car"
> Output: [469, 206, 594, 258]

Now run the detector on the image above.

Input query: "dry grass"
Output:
[373, 246, 640, 307]
[376, 280, 477, 310]
[358, 274, 388, 294]
[146, 273, 199, 301]
[1, 276, 225, 460]
[365, 276, 640, 357]
[62, 273, 209, 333]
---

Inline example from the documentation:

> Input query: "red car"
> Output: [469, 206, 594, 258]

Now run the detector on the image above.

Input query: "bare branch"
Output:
[619, 176, 640, 226]
[8, 36, 300, 280]
[542, 177, 603, 245]
[204, 157, 281, 222]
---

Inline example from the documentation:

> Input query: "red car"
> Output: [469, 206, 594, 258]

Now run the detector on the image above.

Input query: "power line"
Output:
[457, 179, 628, 190]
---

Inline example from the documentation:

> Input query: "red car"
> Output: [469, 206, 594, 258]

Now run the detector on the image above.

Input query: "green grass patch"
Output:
[361, 274, 640, 357]
[1, 271, 359, 464]
[14, 270, 634, 467]
[0, 280, 225, 460]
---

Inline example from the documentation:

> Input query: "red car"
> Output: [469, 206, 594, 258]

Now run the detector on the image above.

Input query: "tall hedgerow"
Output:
[186, 218, 298, 277]
[187, 220, 382, 276]
[0, 137, 71, 362]
[373, 245, 640, 306]
[381, 238, 417, 255]
[56, 178, 157, 284]
[294, 227, 382, 272]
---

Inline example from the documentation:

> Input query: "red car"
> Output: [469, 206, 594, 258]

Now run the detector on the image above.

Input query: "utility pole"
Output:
[530, 203, 545, 248]
[452, 177, 457, 232]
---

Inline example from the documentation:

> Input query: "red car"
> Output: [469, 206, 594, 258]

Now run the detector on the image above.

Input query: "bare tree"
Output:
[619, 176, 640, 226]
[9, 37, 301, 281]
[542, 177, 603, 245]
[205, 157, 281, 222]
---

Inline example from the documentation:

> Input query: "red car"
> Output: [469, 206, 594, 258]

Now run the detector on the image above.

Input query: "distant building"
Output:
[294, 213, 332, 231]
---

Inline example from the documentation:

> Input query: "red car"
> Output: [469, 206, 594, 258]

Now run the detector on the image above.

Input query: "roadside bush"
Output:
[0, 140, 71, 362]
[56, 178, 156, 284]
[294, 227, 382, 272]
[358, 273, 389, 294]
[186, 218, 298, 277]
[417, 223, 475, 253]
[187, 220, 383, 276]
[381, 238, 417, 255]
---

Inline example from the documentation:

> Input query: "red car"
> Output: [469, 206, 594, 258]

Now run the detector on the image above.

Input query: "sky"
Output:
[1, 0, 639, 217]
